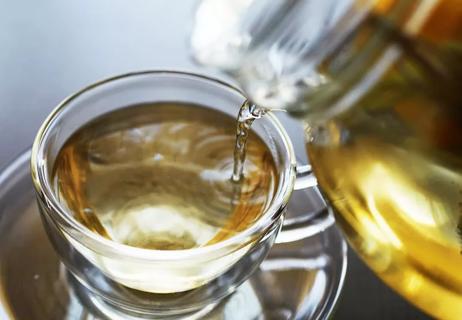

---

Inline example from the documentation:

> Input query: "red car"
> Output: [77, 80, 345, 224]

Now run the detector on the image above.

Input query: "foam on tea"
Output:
[52, 102, 277, 250]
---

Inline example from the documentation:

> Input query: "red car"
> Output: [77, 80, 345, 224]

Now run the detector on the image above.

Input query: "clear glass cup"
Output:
[30, 71, 326, 318]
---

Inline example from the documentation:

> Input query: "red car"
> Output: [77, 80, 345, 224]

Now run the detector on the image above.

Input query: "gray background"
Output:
[0, 1, 430, 319]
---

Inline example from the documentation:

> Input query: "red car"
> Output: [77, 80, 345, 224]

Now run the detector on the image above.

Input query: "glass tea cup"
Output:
[30, 71, 326, 317]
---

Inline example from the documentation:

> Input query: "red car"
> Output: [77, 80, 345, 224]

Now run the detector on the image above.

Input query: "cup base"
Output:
[69, 272, 220, 319]
[56, 237, 272, 319]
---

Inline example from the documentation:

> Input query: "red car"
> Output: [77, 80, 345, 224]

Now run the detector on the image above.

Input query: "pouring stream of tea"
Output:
[232, 101, 268, 182]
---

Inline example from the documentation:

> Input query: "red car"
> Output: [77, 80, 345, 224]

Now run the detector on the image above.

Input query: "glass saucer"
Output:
[0, 150, 347, 320]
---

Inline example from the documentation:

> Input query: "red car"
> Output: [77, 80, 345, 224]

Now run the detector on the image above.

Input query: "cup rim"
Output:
[31, 70, 296, 261]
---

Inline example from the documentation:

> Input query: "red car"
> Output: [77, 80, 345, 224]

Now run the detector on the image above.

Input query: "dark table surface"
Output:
[0, 1, 431, 319]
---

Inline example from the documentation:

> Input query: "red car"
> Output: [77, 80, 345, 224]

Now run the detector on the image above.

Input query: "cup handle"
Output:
[275, 164, 336, 244]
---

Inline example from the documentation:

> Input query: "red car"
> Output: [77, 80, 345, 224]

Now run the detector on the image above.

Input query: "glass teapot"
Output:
[190, 1, 462, 318]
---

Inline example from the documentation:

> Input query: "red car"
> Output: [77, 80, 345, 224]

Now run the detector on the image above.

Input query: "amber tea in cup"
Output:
[52, 102, 277, 250]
